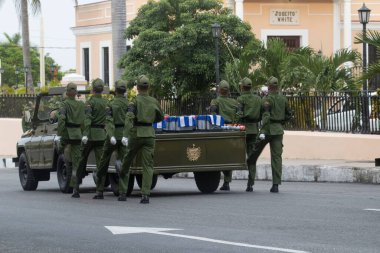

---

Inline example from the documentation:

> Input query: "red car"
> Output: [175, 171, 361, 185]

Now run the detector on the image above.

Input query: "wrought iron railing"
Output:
[1, 92, 379, 134]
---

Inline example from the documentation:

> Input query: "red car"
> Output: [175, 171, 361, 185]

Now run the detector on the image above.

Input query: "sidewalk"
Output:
[2, 157, 379, 184]
[177, 159, 380, 184]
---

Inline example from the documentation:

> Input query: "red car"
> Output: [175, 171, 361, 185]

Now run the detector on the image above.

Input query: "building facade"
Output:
[72, 0, 380, 88]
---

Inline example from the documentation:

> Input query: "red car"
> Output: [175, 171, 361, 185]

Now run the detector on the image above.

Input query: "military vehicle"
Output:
[13, 88, 247, 195]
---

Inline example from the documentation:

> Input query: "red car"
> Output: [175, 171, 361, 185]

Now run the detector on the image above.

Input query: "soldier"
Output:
[57, 83, 85, 198]
[118, 75, 163, 203]
[76, 78, 108, 197]
[247, 77, 292, 193]
[236, 77, 262, 192]
[93, 80, 129, 199]
[210, 80, 240, 191]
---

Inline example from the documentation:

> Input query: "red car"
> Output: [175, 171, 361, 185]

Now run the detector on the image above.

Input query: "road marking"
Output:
[105, 226, 310, 253]
[364, 209, 380, 212]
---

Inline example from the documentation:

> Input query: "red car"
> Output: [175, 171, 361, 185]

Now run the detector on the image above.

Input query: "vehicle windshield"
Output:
[37, 95, 64, 121]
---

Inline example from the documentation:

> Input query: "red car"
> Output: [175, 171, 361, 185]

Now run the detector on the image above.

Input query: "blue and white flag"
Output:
[208, 115, 224, 126]
[177, 115, 196, 127]
[153, 120, 167, 129]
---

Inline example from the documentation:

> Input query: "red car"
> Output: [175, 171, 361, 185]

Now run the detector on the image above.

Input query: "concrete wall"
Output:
[1, 118, 379, 161]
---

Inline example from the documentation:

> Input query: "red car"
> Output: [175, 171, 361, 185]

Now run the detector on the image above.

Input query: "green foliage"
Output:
[355, 30, 380, 87]
[0, 33, 61, 87]
[224, 37, 361, 93]
[120, 0, 257, 96]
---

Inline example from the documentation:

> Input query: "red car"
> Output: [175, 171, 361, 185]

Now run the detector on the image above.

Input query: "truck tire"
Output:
[136, 174, 158, 190]
[194, 171, 221, 194]
[108, 173, 134, 196]
[57, 154, 73, 194]
[18, 152, 38, 191]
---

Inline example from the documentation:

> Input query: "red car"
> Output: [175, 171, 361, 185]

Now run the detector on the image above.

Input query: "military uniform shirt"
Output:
[261, 93, 292, 135]
[237, 91, 262, 134]
[105, 95, 129, 140]
[57, 97, 85, 140]
[123, 93, 164, 138]
[210, 96, 239, 123]
[83, 95, 108, 141]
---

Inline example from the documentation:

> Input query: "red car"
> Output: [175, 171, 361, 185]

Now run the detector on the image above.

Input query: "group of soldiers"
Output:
[57, 75, 163, 204]
[210, 76, 292, 193]
[57, 74, 291, 204]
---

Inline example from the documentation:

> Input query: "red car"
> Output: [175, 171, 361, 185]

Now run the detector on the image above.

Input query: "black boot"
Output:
[71, 189, 80, 198]
[93, 191, 104, 199]
[245, 185, 253, 192]
[140, 195, 149, 204]
[118, 193, 126, 201]
[270, 184, 279, 193]
[219, 182, 230, 191]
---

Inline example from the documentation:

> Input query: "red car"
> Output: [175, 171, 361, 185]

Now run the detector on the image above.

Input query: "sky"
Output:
[0, 0, 103, 71]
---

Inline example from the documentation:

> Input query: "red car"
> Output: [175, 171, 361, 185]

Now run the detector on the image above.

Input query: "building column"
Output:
[343, 0, 352, 49]
[333, 0, 341, 52]
[235, 0, 244, 20]
[225, 0, 234, 12]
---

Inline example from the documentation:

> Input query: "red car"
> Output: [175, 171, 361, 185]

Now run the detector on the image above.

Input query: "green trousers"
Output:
[247, 134, 283, 185]
[64, 143, 82, 189]
[77, 140, 104, 187]
[119, 137, 155, 196]
[96, 139, 126, 192]
[246, 134, 257, 186]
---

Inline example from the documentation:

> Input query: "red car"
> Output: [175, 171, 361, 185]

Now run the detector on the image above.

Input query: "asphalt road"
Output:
[0, 168, 379, 253]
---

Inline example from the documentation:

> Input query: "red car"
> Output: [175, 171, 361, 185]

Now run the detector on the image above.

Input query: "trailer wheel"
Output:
[109, 173, 134, 196]
[57, 154, 73, 193]
[194, 171, 220, 194]
[136, 174, 158, 190]
[18, 152, 38, 191]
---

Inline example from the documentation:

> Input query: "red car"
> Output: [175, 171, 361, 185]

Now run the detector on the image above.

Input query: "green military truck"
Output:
[13, 90, 246, 195]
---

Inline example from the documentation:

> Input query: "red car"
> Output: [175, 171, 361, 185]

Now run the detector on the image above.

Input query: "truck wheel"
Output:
[108, 173, 134, 196]
[18, 152, 38, 191]
[136, 174, 158, 190]
[194, 171, 221, 194]
[57, 154, 73, 194]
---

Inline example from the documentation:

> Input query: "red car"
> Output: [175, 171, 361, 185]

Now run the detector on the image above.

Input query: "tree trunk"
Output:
[21, 0, 34, 94]
[111, 0, 126, 88]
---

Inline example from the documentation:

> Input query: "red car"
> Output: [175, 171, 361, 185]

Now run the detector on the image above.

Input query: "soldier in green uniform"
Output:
[57, 83, 85, 198]
[76, 78, 108, 197]
[210, 80, 240, 191]
[93, 80, 129, 199]
[118, 75, 164, 203]
[247, 77, 292, 193]
[236, 77, 262, 192]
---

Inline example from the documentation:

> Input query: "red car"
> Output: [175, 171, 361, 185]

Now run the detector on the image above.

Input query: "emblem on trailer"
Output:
[187, 144, 201, 162]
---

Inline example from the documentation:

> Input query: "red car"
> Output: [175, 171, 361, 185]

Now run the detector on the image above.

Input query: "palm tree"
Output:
[0, 0, 41, 93]
[111, 0, 126, 85]
[4, 33, 22, 45]
[355, 30, 380, 85]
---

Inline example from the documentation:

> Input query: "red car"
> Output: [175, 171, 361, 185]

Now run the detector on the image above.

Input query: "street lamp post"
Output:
[212, 23, 221, 87]
[358, 3, 371, 133]
[15, 67, 19, 88]
[23, 66, 29, 93]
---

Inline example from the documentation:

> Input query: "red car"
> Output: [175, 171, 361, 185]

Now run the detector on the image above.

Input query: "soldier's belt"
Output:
[135, 122, 152, 127]
[66, 122, 81, 128]
[270, 119, 284, 123]
[114, 124, 125, 128]
[91, 124, 105, 128]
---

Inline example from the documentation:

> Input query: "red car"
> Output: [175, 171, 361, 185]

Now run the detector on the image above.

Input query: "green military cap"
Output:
[240, 77, 252, 87]
[266, 76, 279, 86]
[92, 78, 105, 91]
[219, 80, 230, 90]
[66, 82, 77, 93]
[137, 75, 150, 87]
[115, 79, 127, 89]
